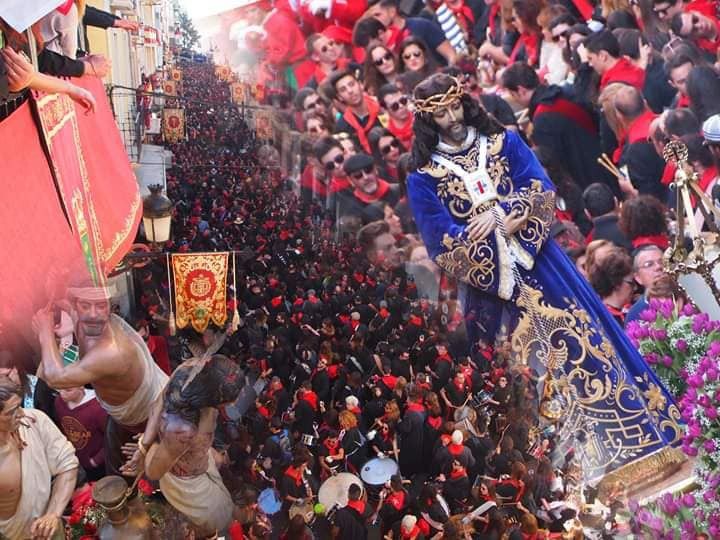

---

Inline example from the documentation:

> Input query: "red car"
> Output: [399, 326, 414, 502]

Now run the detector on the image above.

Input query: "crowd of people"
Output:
[1, 0, 719, 538]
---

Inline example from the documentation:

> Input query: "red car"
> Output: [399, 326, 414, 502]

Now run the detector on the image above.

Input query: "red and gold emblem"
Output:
[172, 253, 229, 332]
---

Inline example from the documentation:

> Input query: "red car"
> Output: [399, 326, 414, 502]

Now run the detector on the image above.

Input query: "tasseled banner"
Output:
[166, 253, 176, 336]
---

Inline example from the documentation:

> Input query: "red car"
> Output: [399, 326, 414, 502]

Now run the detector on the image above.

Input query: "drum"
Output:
[318, 472, 364, 511]
[257, 488, 282, 516]
[360, 458, 399, 502]
[453, 406, 479, 437]
[289, 499, 316, 525]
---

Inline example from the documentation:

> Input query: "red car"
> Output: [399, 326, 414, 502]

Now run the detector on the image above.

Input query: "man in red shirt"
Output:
[583, 30, 645, 90]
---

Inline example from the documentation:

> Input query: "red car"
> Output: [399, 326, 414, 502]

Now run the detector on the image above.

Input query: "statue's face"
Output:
[75, 298, 111, 337]
[432, 99, 467, 145]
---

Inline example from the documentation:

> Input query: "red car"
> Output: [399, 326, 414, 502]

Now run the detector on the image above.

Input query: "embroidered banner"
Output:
[170, 68, 182, 82]
[255, 109, 273, 140]
[230, 82, 245, 104]
[163, 80, 177, 96]
[172, 253, 229, 333]
[163, 108, 185, 142]
[215, 65, 231, 82]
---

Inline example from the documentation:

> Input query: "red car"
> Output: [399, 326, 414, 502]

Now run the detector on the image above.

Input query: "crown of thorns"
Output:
[413, 77, 465, 114]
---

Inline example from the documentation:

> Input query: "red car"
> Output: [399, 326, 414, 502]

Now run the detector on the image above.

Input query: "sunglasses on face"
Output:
[351, 165, 374, 179]
[380, 140, 400, 154]
[403, 51, 423, 60]
[551, 31, 568, 42]
[387, 96, 408, 111]
[308, 125, 324, 133]
[374, 52, 393, 66]
[324, 154, 345, 171]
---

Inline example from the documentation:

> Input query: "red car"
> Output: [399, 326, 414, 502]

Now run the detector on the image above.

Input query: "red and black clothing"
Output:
[615, 110, 667, 200]
[54, 392, 107, 480]
[529, 85, 615, 191]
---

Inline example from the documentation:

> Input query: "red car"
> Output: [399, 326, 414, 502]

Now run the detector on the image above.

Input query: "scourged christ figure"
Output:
[406, 73, 681, 483]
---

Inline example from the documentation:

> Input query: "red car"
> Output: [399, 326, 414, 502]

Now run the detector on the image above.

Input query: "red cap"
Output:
[322, 25, 353, 45]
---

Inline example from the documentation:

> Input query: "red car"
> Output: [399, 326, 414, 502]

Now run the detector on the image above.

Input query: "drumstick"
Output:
[597, 153, 623, 179]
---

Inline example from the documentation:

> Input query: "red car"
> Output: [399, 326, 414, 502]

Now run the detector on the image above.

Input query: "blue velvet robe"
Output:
[407, 128, 681, 483]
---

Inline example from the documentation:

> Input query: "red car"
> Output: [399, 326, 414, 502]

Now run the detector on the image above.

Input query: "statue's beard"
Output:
[442, 123, 468, 145]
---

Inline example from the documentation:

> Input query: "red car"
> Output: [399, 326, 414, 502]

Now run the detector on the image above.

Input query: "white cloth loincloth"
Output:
[0, 409, 78, 539]
[95, 315, 169, 426]
[159, 453, 234, 535]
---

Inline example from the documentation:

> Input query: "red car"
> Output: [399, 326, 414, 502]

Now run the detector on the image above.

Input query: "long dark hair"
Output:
[165, 354, 244, 425]
[410, 73, 504, 170]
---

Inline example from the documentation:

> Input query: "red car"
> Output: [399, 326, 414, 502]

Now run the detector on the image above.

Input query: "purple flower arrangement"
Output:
[626, 299, 720, 536]
[626, 299, 720, 396]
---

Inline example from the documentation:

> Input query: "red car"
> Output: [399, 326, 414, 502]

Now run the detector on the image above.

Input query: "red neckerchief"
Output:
[258, 405, 272, 419]
[379, 308, 390, 319]
[409, 315, 423, 327]
[436, 353, 452, 364]
[488, 3, 501, 38]
[401, 525, 422, 539]
[354, 271, 365, 283]
[509, 32, 540, 66]
[267, 383, 283, 398]
[460, 365, 473, 382]
[450, 467, 467, 479]
[346, 499, 366, 515]
[312, 58, 351, 85]
[353, 179, 391, 204]
[387, 490, 406, 511]
[57, 0, 74, 14]
[388, 115, 414, 150]
[600, 57, 645, 90]
[382, 374, 398, 389]
[285, 465, 304, 487]
[348, 405, 362, 415]
[427, 415, 442, 430]
[351, 319, 361, 331]
[339, 314, 351, 325]
[612, 109, 656, 162]
[271, 296, 283, 308]
[448, 443, 464, 456]
[406, 401, 425, 414]
[342, 95, 381, 153]
[605, 303, 625, 323]
[294, 298, 305, 307]
[330, 175, 352, 192]
[453, 379, 466, 393]
[301, 390, 319, 410]
[631, 234, 669, 250]
[677, 93, 691, 108]
[328, 364, 339, 379]
[448, 1, 475, 32]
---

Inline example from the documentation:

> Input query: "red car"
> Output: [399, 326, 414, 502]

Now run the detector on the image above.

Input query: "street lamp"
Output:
[142, 184, 173, 243]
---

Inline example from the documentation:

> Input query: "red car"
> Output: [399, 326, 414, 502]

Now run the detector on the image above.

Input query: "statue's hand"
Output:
[467, 211, 497, 241]
[29, 513, 60, 540]
[503, 207, 530, 236]
[120, 448, 145, 477]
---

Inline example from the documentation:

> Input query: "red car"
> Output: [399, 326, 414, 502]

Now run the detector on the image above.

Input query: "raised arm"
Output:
[32, 307, 115, 389]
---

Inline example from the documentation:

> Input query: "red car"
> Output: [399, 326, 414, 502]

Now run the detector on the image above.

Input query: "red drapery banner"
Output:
[0, 76, 141, 343]
[163, 108, 185, 142]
